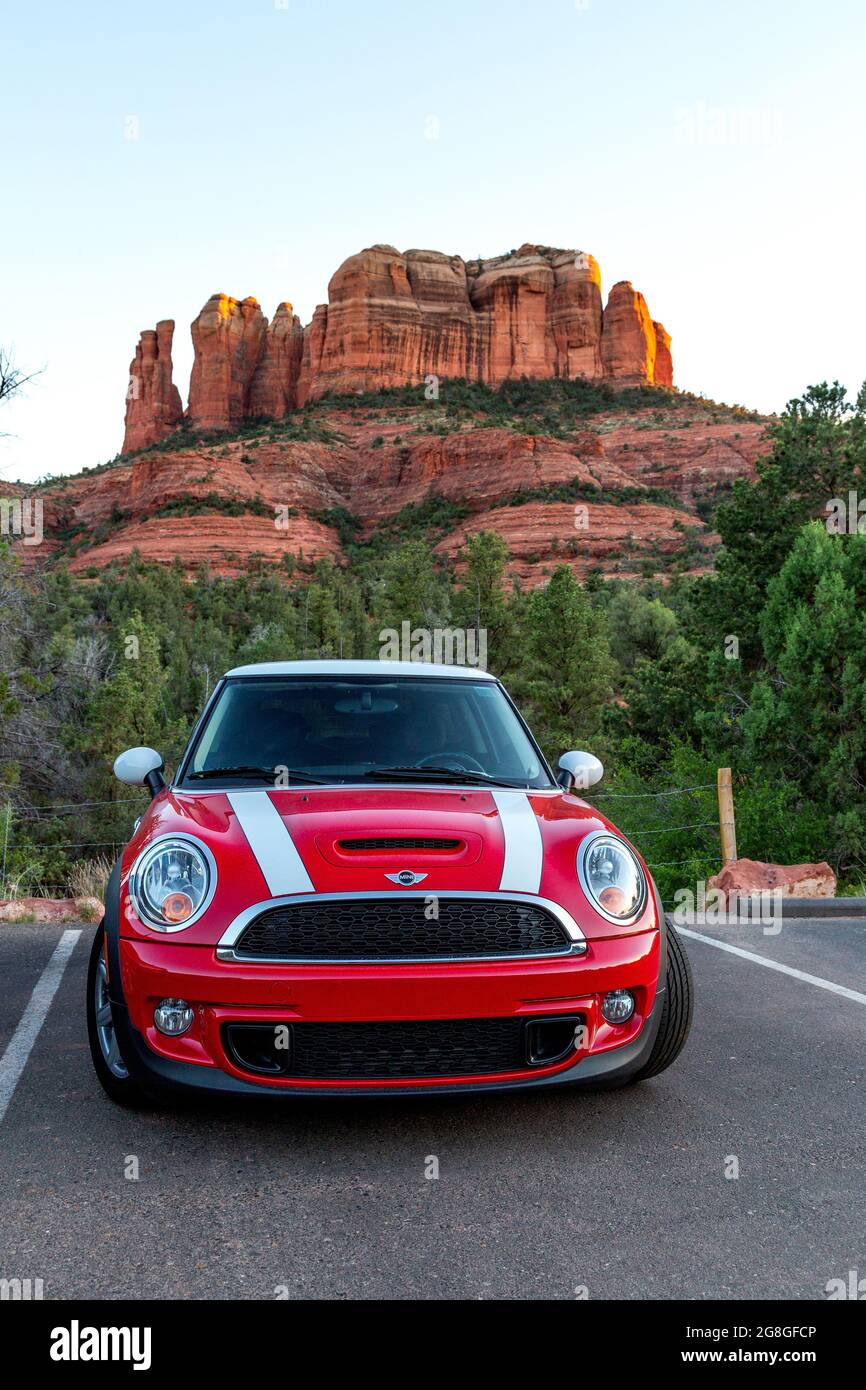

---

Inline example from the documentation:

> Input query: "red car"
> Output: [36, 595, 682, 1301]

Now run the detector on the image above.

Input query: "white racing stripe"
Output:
[492, 791, 544, 894]
[227, 791, 315, 895]
[679, 927, 866, 1006]
[0, 928, 81, 1125]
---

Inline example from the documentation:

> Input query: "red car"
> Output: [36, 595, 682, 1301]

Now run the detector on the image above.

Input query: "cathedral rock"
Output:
[123, 242, 673, 452]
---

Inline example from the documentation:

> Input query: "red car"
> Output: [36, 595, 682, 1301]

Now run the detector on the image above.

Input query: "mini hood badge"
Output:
[385, 870, 428, 886]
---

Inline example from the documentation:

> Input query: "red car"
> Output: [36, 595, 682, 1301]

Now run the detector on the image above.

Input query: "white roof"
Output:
[224, 660, 497, 680]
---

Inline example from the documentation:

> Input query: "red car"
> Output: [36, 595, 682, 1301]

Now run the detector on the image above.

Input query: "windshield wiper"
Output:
[188, 766, 328, 784]
[359, 765, 527, 788]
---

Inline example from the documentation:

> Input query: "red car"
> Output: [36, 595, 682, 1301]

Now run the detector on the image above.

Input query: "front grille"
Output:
[226, 1017, 533, 1080]
[290, 1018, 524, 1078]
[337, 837, 461, 851]
[223, 1015, 582, 1081]
[231, 896, 571, 960]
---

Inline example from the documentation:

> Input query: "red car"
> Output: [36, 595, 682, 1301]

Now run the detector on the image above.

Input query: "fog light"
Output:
[154, 998, 194, 1036]
[601, 989, 635, 1024]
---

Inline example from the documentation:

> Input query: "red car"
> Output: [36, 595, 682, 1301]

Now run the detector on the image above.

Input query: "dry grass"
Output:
[66, 855, 113, 904]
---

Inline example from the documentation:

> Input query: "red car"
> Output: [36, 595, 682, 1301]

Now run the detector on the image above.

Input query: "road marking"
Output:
[0, 929, 81, 1125]
[679, 927, 866, 1006]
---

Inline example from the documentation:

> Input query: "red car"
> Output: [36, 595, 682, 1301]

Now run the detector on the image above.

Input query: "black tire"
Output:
[86, 923, 152, 1108]
[634, 918, 694, 1081]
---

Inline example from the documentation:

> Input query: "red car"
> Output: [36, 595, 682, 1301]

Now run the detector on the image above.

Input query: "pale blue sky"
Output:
[3, 0, 865, 482]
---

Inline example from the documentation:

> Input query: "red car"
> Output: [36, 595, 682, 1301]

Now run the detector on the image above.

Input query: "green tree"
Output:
[521, 566, 615, 756]
[81, 612, 183, 790]
[373, 540, 451, 637]
[452, 531, 521, 672]
[605, 586, 679, 672]
[741, 522, 866, 873]
[691, 382, 866, 660]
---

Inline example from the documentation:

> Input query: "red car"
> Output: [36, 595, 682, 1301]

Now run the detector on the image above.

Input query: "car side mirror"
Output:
[557, 750, 604, 792]
[113, 746, 166, 799]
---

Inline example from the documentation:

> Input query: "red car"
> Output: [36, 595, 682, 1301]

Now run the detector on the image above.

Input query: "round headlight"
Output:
[578, 832, 647, 923]
[130, 836, 217, 932]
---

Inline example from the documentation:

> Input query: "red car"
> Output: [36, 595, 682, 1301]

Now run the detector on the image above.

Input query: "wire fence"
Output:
[583, 781, 723, 907]
[0, 792, 146, 898]
[1, 782, 724, 905]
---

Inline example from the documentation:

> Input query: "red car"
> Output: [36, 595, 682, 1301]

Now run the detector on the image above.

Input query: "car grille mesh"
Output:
[337, 836, 461, 851]
[288, 1017, 527, 1079]
[232, 896, 571, 960]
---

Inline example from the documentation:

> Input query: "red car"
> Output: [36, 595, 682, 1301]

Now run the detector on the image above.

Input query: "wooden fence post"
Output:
[717, 767, 737, 864]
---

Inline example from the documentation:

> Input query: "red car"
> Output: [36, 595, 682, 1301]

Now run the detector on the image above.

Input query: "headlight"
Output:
[130, 836, 217, 932]
[577, 832, 647, 923]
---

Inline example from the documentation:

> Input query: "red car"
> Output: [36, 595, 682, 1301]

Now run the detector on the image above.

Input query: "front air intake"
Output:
[222, 1014, 584, 1082]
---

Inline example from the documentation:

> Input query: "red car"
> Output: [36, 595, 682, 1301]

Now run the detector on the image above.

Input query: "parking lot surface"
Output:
[0, 917, 864, 1299]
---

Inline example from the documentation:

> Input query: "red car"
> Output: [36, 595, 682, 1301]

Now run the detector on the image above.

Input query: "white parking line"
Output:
[679, 927, 866, 1006]
[0, 929, 81, 1124]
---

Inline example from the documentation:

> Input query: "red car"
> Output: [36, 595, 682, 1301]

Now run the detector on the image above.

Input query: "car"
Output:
[87, 660, 693, 1104]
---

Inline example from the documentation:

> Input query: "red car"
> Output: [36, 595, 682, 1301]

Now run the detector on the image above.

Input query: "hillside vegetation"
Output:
[1, 381, 864, 902]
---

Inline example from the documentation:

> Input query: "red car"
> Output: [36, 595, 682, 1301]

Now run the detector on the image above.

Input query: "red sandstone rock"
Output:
[436, 499, 706, 584]
[123, 320, 183, 453]
[601, 282, 660, 385]
[548, 250, 605, 379]
[28, 390, 768, 584]
[67, 513, 342, 578]
[597, 416, 766, 502]
[653, 321, 673, 388]
[247, 302, 305, 420]
[708, 858, 837, 901]
[188, 294, 268, 431]
[127, 244, 674, 436]
[297, 246, 478, 401]
[331, 428, 616, 521]
[469, 249, 556, 382]
[0, 896, 102, 923]
[297, 244, 643, 404]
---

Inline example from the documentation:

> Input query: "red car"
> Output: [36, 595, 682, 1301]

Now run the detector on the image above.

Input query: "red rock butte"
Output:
[123, 243, 673, 452]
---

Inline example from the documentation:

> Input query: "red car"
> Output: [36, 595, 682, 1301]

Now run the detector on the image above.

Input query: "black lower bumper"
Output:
[111, 984, 665, 1101]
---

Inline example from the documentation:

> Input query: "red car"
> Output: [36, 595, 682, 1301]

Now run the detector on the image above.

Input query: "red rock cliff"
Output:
[122, 243, 673, 446]
[187, 294, 270, 431]
[122, 320, 183, 453]
[296, 243, 662, 403]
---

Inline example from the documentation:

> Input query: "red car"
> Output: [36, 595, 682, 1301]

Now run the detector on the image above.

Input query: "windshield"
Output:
[181, 676, 553, 789]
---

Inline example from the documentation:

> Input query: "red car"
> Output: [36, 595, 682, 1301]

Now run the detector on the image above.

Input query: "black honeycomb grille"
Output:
[232, 896, 571, 960]
[288, 1017, 527, 1079]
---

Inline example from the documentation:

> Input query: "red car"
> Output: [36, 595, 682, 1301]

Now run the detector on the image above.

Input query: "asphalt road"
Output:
[0, 916, 864, 1300]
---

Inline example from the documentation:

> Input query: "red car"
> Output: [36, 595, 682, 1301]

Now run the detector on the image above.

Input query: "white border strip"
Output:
[492, 791, 543, 894]
[227, 791, 314, 896]
[679, 927, 866, 1006]
[0, 928, 81, 1125]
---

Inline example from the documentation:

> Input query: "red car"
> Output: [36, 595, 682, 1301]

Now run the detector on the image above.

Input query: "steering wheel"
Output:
[415, 751, 487, 774]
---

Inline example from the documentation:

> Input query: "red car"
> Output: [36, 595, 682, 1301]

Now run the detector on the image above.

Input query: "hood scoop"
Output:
[316, 830, 482, 868]
[338, 836, 463, 852]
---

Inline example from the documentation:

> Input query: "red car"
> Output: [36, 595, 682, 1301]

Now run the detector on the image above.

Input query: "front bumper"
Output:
[109, 924, 664, 1097]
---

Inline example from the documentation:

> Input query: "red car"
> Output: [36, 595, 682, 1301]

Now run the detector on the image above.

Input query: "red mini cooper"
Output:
[87, 661, 693, 1104]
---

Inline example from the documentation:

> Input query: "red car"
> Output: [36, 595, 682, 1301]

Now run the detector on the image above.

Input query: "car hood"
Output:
[119, 785, 659, 943]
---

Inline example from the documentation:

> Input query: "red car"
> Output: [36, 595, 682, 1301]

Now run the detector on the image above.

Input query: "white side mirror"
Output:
[558, 750, 604, 792]
[113, 746, 165, 794]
